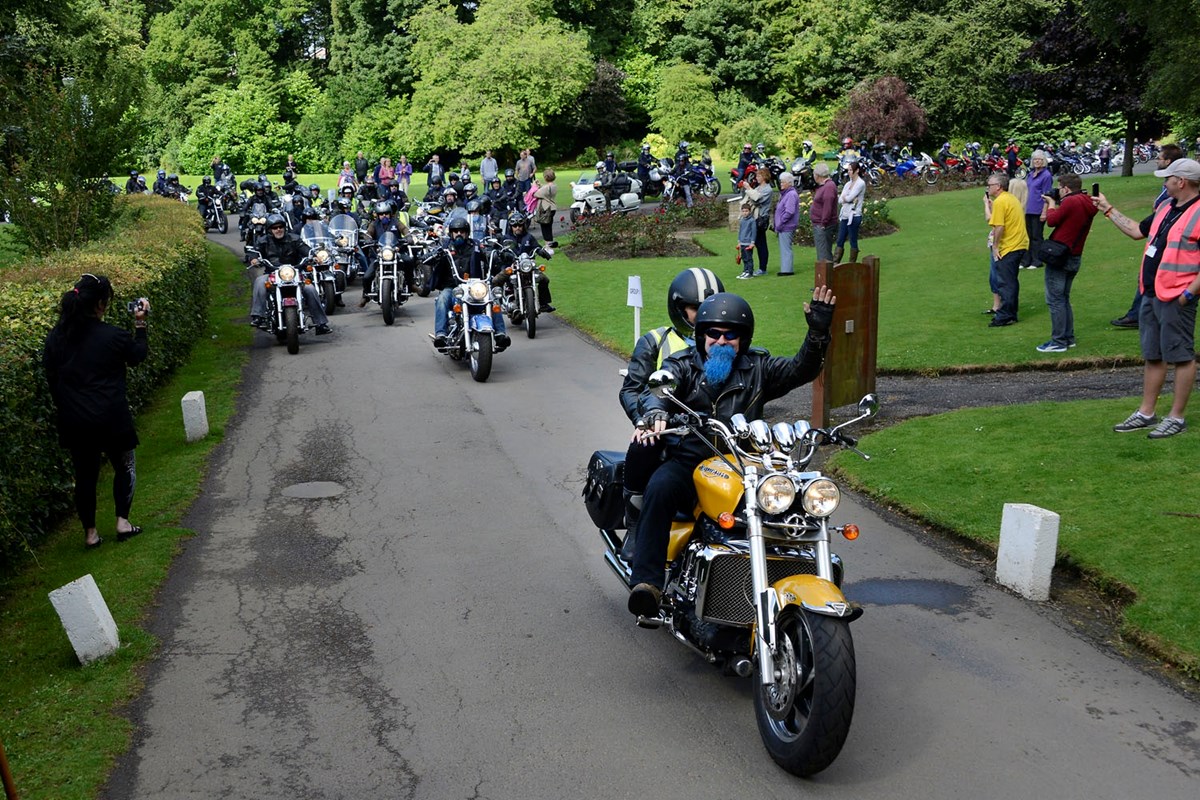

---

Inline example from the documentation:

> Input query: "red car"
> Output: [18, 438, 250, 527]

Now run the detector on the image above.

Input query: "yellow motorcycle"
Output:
[584, 372, 877, 777]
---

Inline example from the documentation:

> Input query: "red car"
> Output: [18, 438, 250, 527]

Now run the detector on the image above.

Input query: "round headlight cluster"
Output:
[277, 265, 297, 282]
[520, 261, 533, 272]
[467, 282, 489, 302]
[315, 249, 331, 265]
[757, 475, 796, 515]
[801, 478, 841, 517]
[380, 247, 395, 261]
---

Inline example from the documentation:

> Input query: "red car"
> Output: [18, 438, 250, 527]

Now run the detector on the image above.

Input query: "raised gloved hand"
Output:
[803, 286, 837, 336]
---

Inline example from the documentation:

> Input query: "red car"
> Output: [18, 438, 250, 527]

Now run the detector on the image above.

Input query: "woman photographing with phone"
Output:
[42, 274, 150, 549]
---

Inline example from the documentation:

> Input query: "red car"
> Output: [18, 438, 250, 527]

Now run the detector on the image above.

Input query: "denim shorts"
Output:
[1140, 294, 1198, 363]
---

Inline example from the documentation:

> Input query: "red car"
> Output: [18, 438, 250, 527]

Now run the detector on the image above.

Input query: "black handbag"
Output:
[1039, 238, 1071, 269]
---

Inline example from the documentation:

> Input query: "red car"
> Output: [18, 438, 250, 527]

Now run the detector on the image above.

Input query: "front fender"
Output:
[469, 313, 494, 333]
[773, 574, 863, 622]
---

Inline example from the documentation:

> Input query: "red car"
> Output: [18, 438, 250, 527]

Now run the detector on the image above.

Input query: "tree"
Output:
[565, 60, 631, 150]
[760, 0, 881, 108]
[666, 0, 774, 105]
[833, 76, 928, 143]
[397, 0, 592, 155]
[650, 61, 721, 146]
[1009, 1, 1152, 176]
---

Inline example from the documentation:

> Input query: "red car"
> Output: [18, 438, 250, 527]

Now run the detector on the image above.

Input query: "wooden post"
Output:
[812, 255, 880, 427]
[1, 737, 18, 800]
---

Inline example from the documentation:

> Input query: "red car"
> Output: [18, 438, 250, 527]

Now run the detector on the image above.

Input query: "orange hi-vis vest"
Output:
[1144, 197, 1200, 300]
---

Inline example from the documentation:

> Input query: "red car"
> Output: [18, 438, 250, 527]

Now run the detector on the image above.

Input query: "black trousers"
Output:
[69, 446, 136, 529]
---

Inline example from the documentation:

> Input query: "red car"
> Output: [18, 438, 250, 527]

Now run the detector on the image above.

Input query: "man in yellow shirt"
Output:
[985, 172, 1030, 326]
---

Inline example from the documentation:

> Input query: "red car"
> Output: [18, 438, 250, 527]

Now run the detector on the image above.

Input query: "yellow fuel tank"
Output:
[693, 456, 744, 520]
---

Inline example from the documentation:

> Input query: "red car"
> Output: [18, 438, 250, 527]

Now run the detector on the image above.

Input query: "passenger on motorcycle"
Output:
[196, 176, 219, 221]
[672, 142, 694, 208]
[248, 214, 331, 334]
[637, 144, 653, 183]
[618, 268, 724, 423]
[359, 200, 411, 306]
[499, 211, 555, 312]
[428, 216, 510, 350]
[124, 170, 141, 194]
[625, 288, 836, 616]
[152, 169, 168, 196]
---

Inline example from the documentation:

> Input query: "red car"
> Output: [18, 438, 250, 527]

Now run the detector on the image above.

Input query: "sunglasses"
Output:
[269, 225, 285, 231]
[705, 329, 740, 341]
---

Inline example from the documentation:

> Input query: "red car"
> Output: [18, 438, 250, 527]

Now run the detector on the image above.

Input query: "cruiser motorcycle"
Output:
[426, 247, 504, 382]
[245, 249, 313, 355]
[583, 375, 878, 777]
[371, 229, 414, 325]
[329, 213, 363, 285]
[489, 241, 550, 339]
[300, 220, 342, 315]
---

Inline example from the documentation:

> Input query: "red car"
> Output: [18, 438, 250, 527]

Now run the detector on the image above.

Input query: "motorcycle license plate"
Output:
[282, 297, 299, 307]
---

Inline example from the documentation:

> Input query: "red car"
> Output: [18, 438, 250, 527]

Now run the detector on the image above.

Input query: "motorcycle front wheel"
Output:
[702, 177, 721, 198]
[754, 609, 856, 777]
[414, 263, 430, 297]
[924, 167, 940, 186]
[381, 278, 395, 326]
[322, 282, 336, 315]
[283, 307, 300, 354]
[469, 338, 493, 382]
[523, 286, 537, 339]
[217, 210, 228, 234]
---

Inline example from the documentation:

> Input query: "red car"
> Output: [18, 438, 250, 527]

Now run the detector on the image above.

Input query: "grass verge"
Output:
[0, 242, 250, 799]
[549, 175, 1157, 372]
[831, 398, 1200, 680]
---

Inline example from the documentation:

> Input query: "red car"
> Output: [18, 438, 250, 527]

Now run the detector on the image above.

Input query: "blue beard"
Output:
[704, 344, 737, 386]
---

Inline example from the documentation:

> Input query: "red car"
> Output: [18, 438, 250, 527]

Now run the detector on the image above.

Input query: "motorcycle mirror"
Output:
[771, 422, 797, 451]
[647, 369, 677, 399]
[748, 420, 774, 453]
[858, 394, 879, 418]
[792, 420, 812, 440]
[730, 414, 750, 438]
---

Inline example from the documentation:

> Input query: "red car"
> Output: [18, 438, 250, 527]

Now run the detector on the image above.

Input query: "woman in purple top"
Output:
[1023, 150, 1053, 268]
[397, 156, 413, 194]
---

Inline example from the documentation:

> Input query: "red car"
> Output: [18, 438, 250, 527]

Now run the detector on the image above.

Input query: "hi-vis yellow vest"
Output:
[649, 327, 692, 368]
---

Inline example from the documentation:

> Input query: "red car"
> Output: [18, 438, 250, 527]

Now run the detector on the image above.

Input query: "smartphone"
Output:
[1091, 183, 1100, 197]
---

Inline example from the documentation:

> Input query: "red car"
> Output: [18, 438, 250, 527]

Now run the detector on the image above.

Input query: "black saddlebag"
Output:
[583, 450, 626, 530]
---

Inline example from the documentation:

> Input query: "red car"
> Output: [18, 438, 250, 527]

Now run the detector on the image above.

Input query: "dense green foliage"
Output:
[0, 196, 208, 569]
[1, 0, 1191, 203]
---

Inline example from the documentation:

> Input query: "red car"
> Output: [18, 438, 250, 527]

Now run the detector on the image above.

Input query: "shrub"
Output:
[717, 115, 785, 160]
[660, 195, 729, 229]
[787, 195, 895, 247]
[0, 195, 208, 570]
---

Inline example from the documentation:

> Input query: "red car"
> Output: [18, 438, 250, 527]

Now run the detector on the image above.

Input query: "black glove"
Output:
[639, 410, 668, 429]
[805, 299, 835, 337]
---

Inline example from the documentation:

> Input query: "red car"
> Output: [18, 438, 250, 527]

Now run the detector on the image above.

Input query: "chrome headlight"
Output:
[336, 236, 348, 246]
[252, 216, 266, 225]
[519, 261, 533, 272]
[757, 475, 796, 515]
[802, 478, 841, 517]
[466, 281, 489, 302]
[381, 247, 395, 261]
[315, 248, 331, 265]
[277, 265, 297, 282]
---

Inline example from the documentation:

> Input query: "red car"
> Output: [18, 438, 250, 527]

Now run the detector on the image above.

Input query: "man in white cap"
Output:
[1096, 157, 1200, 438]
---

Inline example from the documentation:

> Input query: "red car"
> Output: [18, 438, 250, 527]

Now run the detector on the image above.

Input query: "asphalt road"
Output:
[102, 223, 1199, 800]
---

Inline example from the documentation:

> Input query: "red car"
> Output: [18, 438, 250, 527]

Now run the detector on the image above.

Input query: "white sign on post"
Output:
[628, 275, 643, 343]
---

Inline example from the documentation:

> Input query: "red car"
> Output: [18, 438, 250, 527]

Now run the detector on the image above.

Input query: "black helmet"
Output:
[157, 169, 166, 179]
[693, 292, 754, 356]
[333, 198, 351, 213]
[308, 183, 320, 194]
[667, 268, 725, 339]
[254, 182, 266, 193]
[508, 210, 528, 228]
[448, 216, 470, 237]
[136, 176, 146, 185]
[168, 173, 179, 182]
[430, 175, 443, 187]
[490, 176, 501, 186]
[374, 199, 395, 216]
[129, 169, 138, 177]
[605, 150, 614, 158]
[266, 213, 286, 230]
[462, 182, 477, 198]
[504, 168, 515, 179]
[202, 176, 212, 185]
[465, 198, 482, 213]
[258, 173, 268, 182]
[678, 141, 690, 151]
[301, 206, 321, 221]
[283, 169, 294, 180]
[340, 184, 354, 196]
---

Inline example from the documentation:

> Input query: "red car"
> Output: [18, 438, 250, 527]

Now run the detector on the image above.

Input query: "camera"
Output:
[1046, 189, 1061, 204]
[126, 299, 147, 315]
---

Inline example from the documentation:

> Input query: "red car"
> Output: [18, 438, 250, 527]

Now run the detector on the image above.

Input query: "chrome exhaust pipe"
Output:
[730, 656, 753, 678]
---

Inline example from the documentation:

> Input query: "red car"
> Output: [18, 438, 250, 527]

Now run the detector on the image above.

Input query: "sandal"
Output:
[117, 525, 143, 542]
[86, 536, 104, 549]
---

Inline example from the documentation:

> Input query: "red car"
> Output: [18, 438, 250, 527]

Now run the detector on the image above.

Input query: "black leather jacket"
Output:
[642, 332, 830, 465]
[252, 232, 309, 270]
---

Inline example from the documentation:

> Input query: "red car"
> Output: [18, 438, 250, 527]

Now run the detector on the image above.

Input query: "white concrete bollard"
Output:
[48, 574, 120, 665]
[996, 503, 1060, 601]
[181, 390, 209, 443]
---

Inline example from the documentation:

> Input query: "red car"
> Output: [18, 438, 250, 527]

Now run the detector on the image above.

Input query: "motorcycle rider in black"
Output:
[428, 216, 511, 350]
[499, 211, 555, 312]
[248, 214, 331, 334]
[196, 176, 219, 223]
[240, 183, 273, 239]
[485, 176, 508, 232]
[625, 289, 835, 616]
[152, 170, 168, 196]
[423, 175, 445, 204]
[637, 144, 653, 184]
[124, 170, 141, 194]
[672, 142, 694, 208]
[359, 200, 411, 306]
[281, 169, 302, 196]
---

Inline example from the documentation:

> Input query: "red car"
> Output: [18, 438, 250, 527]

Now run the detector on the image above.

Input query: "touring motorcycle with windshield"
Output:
[425, 245, 504, 382]
[300, 220, 342, 314]
[583, 376, 878, 777]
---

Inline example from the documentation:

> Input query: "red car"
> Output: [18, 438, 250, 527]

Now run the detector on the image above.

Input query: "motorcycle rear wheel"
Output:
[469, 339, 493, 382]
[381, 278, 395, 326]
[284, 307, 300, 355]
[523, 287, 537, 339]
[754, 609, 856, 777]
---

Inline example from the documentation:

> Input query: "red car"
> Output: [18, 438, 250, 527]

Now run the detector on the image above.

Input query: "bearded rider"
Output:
[625, 288, 836, 617]
[498, 211, 556, 312]
[359, 199, 411, 307]
[427, 216, 511, 351]
[248, 214, 332, 335]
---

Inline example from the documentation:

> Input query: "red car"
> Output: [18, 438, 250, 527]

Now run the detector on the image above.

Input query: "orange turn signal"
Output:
[841, 524, 860, 541]
[492, 304, 501, 313]
[453, 303, 462, 313]
[505, 267, 514, 275]
[461, 273, 469, 280]
[718, 512, 736, 530]
[538, 265, 546, 272]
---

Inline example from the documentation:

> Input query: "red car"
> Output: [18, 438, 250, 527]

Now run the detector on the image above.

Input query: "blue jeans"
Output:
[1044, 259, 1078, 346]
[993, 249, 1026, 324]
[777, 229, 795, 275]
[836, 215, 862, 249]
[435, 288, 506, 337]
[988, 250, 999, 295]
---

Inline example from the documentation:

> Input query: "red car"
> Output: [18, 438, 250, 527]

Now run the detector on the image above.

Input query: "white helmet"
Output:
[595, 161, 606, 172]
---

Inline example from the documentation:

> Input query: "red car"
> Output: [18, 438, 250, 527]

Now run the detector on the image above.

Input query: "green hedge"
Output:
[0, 196, 209, 570]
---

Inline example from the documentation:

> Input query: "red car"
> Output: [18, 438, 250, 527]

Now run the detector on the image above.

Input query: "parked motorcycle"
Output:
[245, 249, 313, 355]
[426, 247, 504, 382]
[300, 220, 342, 314]
[584, 379, 878, 776]
[570, 171, 642, 221]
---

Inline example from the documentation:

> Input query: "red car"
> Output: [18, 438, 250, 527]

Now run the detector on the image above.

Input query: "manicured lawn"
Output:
[0, 243, 251, 800]
[550, 175, 1156, 371]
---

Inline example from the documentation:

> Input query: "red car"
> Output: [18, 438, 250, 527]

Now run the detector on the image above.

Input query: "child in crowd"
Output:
[736, 202, 756, 279]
